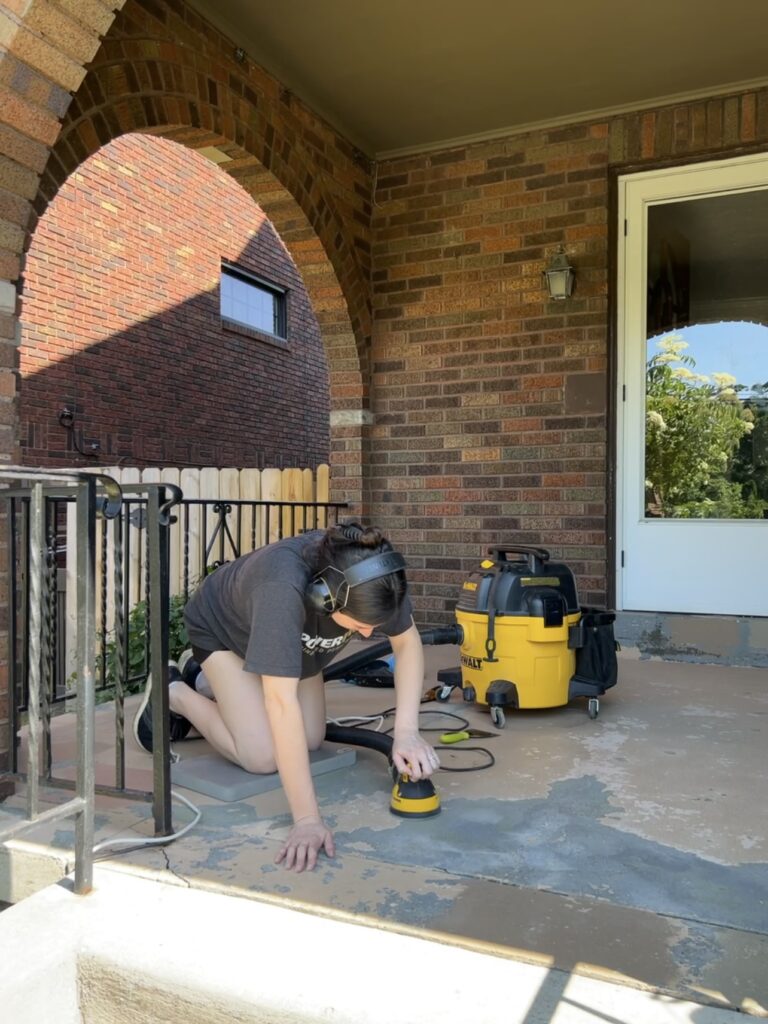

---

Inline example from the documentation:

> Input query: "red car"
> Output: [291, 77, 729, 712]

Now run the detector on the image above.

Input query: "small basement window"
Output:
[220, 263, 287, 340]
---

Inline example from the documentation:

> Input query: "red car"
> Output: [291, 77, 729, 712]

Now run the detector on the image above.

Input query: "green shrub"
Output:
[100, 594, 189, 697]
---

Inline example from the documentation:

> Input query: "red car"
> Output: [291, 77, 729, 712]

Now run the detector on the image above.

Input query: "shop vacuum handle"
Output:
[489, 545, 550, 571]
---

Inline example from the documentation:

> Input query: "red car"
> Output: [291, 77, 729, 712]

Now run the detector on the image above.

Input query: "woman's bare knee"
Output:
[306, 724, 325, 751]
[235, 746, 277, 775]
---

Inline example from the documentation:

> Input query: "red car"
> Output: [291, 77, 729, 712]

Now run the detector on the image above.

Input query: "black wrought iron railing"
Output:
[0, 467, 123, 893]
[9, 495, 348, 711]
[5, 486, 348, 849]
[175, 498, 348, 601]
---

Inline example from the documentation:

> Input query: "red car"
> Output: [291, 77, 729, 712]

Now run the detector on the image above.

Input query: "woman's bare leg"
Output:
[169, 651, 326, 774]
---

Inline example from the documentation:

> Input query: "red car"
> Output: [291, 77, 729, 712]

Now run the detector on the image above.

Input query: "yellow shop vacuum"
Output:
[435, 546, 618, 727]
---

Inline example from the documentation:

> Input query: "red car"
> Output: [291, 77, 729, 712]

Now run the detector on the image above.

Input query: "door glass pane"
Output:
[645, 190, 768, 520]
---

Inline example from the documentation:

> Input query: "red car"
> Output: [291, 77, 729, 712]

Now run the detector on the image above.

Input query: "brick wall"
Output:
[0, 0, 377, 510]
[39, 0, 374, 378]
[1, 0, 373, 779]
[19, 132, 330, 469]
[1, 2, 768, 773]
[370, 93, 768, 625]
[0, 0, 119, 785]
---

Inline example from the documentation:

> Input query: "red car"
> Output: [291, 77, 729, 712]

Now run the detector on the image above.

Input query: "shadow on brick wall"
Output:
[18, 135, 332, 471]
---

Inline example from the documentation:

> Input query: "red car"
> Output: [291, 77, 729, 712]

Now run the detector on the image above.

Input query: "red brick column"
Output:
[0, 0, 122, 780]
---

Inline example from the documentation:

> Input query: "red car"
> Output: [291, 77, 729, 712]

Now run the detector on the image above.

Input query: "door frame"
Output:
[610, 147, 768, 614]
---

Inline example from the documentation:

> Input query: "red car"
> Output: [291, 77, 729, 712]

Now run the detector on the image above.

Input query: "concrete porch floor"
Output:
[2, 644, 767, 1018]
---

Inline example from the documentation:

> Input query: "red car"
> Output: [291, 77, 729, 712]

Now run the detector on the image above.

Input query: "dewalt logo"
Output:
[460, 654, 482, 670]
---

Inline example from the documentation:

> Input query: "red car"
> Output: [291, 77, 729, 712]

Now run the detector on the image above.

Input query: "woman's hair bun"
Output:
[313, 521, 405, 622]
[357, 525, 384, 549]
[335, 522, 384, 549]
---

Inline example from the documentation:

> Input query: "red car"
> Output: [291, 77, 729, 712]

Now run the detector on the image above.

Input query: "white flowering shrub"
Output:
[645, 334, 767, 518]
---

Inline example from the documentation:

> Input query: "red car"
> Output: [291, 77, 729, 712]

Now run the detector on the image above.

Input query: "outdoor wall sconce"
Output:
[543, 246, 575, 300]
[58, 406, 100, 458]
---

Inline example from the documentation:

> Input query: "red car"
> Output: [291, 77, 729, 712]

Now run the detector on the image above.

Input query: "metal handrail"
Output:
[3, 481, 348, 880]
[0, 467, 121, 895]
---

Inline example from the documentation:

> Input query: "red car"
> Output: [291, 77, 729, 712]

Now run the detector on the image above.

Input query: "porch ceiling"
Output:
[186, 0, 768, 157]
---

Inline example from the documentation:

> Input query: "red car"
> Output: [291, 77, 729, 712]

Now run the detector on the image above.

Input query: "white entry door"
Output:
[617, 154, 768, 616]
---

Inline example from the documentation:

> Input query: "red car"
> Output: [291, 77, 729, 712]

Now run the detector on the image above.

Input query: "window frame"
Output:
[220, 262, 288, 345]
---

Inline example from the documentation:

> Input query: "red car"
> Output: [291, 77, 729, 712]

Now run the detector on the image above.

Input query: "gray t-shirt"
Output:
[183, 531, 412, 679]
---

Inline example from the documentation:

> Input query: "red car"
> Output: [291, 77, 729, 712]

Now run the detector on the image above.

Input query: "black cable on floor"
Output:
[433, 745, 495, 772]
[338, 702, 497, 773]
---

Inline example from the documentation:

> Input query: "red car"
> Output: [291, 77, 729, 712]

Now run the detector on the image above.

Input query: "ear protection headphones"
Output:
[306, 550, 407, 614]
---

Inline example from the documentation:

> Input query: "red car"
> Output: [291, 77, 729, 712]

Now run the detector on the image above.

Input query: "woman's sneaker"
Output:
[178, 649, 202, 689]
[133, 661, 192, 753]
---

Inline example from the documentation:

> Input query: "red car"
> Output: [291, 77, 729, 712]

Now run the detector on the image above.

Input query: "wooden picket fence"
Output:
[105, 464, 331, 596]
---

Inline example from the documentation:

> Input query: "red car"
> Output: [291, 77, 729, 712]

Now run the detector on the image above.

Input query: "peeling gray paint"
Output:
[333, 777, 768, 933]
[348, 886, 454, 925]
[51, 829, 75, 849]
[188, 846, 240, 871]
[670, 923, 724, 977]
[617, 611, 768, 666]
[197, 804, 261, 828]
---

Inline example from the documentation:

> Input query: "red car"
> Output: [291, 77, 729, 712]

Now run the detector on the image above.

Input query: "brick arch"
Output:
[17, 1, 375, 508]
[38, 1, 372, 353]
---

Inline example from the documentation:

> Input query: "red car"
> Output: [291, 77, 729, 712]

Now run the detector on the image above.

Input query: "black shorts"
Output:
[192, 645, 219, 666]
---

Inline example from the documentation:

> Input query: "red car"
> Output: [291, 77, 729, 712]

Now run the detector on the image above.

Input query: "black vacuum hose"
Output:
[324, 723, 393, 761]
[420, 625, 463, 647]
[322, 624, 462, 682]
[325, 722, 441, 817]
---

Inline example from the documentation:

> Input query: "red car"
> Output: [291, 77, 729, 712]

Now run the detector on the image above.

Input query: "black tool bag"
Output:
[570, 608, 619, 691]
[340, 659, 395, 688]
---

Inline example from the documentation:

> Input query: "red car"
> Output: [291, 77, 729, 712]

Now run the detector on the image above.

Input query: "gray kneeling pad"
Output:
[170, 744, 357, 802]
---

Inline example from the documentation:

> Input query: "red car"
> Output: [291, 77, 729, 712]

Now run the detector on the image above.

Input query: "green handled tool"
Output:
[439, 729, 499, 744]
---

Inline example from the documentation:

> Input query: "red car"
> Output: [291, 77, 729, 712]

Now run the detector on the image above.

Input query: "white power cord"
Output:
[92, 789, 202, 858]
[326, 714, 386, 731]
[93, 714, 385, 861]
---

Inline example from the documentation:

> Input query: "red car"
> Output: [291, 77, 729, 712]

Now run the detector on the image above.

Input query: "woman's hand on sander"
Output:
[275, 815, 335, 872]
[392, 728, 440, 780]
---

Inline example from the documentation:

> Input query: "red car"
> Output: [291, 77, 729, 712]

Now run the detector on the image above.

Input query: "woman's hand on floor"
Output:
[275, 816, 335, 872]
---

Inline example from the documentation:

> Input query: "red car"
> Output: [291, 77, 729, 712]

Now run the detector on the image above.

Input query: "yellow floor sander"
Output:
[435, 546, 618, 727]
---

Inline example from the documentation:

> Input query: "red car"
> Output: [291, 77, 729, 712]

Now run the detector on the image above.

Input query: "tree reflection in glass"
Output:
[645, 327, 768, 519]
